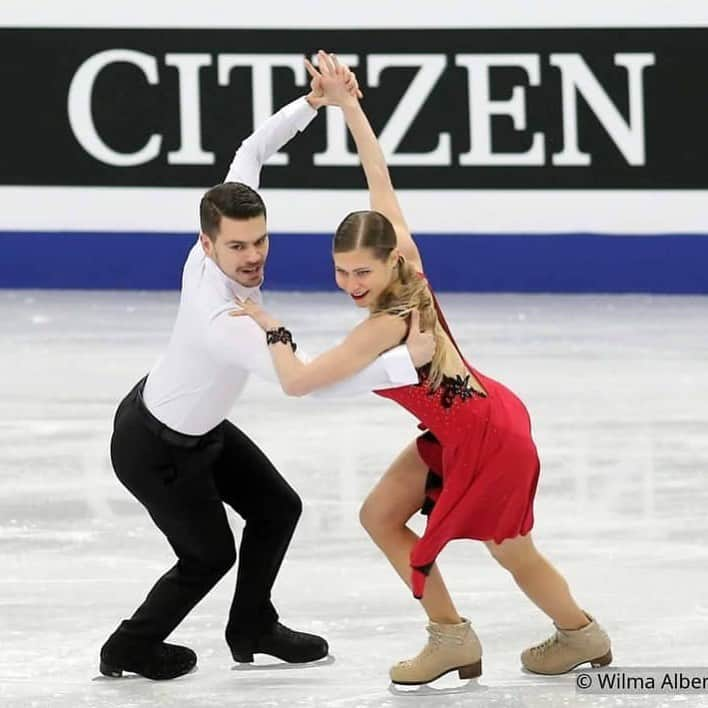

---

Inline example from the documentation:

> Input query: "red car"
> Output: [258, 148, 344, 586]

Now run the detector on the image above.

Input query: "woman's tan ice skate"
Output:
[521, 613, 612, 675]
[389, 617, 482, 685]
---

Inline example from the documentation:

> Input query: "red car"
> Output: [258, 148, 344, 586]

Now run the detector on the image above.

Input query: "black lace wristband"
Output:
[266, 326, 297, 352]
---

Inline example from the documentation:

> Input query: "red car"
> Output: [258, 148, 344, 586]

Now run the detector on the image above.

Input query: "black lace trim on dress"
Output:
[425, 469, 443, 492]
[421, 496, 436, 516]
[421, 469, 442, 516]
[417, 364, 485, 409]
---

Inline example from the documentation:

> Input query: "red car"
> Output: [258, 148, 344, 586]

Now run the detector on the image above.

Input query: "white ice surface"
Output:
[1, 290, 707, 708]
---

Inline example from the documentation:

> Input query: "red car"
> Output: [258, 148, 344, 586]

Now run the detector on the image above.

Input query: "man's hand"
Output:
[305, 50, 362, 109]
[406, 310, 435, 369]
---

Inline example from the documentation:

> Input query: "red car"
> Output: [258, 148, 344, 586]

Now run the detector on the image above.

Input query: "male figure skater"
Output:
[100, 73, 434, 680]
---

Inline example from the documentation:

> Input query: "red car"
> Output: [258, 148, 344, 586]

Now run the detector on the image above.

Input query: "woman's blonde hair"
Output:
[333, 210, 458, 390]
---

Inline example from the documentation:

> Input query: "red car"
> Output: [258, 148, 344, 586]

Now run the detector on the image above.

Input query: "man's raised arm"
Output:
[223, 93, 321, 189]
[223, 57, 362, 188]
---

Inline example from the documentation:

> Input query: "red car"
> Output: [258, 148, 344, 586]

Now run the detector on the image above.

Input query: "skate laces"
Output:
[396, 633, 437, 668]
[531, 633, 560, 655]
[394, 626, 470, 670]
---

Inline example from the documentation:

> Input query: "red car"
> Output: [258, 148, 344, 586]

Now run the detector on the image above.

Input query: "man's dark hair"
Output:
[199, 182, 267, 240]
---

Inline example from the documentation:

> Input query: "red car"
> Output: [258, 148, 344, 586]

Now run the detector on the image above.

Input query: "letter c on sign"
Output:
[68, 49, 162, 166]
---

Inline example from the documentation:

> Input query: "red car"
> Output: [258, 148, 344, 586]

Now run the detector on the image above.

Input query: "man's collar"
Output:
[203, 253, 263, 304]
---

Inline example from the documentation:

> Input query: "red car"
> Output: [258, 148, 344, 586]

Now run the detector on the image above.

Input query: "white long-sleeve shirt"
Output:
[142, 96, 417, 435]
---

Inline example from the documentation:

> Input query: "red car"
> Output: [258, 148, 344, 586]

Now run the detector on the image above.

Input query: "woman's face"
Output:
[333, 247, 398, 309]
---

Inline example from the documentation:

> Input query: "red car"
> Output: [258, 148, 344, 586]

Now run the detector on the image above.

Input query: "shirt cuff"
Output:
[379, 345, 418, 386]
[283, 96, 319, 132]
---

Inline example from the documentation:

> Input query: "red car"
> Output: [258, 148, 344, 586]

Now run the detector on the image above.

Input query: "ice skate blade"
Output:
[389, 676, 485, 697]
[97, 660, 197, 680]
[232, 654, 336, 671]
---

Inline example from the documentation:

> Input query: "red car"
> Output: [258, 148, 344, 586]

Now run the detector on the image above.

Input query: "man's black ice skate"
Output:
[228, 621, 328, 663]
[100, 632, 196, 680]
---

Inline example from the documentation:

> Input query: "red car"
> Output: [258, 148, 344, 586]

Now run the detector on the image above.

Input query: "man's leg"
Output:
[214, 421, 327, 662]
[102, 387, 236, 677]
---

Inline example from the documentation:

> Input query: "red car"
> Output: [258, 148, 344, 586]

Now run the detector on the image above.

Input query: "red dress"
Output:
[374, 280, 540, 599]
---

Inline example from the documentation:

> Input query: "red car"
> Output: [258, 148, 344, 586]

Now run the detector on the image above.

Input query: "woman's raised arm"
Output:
[308, 51, 424, 272]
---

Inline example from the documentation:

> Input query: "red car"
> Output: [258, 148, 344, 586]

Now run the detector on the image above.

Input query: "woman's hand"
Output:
[229, 297, 281, 332]
[305, 50, 362, 109]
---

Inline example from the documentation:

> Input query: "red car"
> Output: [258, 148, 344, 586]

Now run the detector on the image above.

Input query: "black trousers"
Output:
[109, 379, 302, 643]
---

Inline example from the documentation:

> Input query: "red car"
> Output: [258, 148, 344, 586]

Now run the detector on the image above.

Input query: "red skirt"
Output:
[409, 377, 540, 598]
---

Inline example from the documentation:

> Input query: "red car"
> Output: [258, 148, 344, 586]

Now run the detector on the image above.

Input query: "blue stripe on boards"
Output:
[0, 231, 706, 293]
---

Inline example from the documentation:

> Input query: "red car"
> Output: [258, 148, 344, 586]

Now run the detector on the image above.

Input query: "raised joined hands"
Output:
[306, 50, 362, 109]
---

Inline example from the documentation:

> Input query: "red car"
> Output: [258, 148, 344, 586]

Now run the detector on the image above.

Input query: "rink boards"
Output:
[1, 3, 706, 292]
[0, 228, 706, 293]
[1, 187, 707, 292]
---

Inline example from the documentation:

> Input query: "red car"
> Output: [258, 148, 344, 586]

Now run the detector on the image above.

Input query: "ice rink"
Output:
[2, 289, 707, 707]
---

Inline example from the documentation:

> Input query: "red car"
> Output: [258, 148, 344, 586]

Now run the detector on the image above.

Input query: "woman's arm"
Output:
[309, 51, 423, 272]
[231, 299, 408, 397]
[342, 102, 423, 271]
[272, 316, 407, 396]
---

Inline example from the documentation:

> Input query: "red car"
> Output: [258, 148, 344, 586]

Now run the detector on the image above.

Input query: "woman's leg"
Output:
[485, 534, 588, 629]
[487, 533, 612, 674]
[359, 440, 461, 625]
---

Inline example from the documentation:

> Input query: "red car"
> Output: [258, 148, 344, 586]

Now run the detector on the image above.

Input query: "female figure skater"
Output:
[232, 51, 612, 685]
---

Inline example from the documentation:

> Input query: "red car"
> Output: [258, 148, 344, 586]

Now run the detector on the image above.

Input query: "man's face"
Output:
[201, 215, 269, 288]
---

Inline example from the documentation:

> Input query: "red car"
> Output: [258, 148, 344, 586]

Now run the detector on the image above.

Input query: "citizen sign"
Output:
[68, 51, 654, 168]
[2, 28, 706, 188]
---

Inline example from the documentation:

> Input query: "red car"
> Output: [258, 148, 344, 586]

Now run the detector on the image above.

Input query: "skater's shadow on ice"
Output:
[232, 655, 336, 672]
[520, 666, 587, 682]
[388, 679, 486, 697]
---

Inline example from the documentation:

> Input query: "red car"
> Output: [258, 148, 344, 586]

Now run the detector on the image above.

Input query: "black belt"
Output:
[133, 378, 214, 449]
